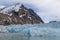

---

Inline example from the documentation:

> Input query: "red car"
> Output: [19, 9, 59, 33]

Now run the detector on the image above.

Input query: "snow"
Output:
[0, 3, 21, 14]
[19, 15, 23, 17]
[24, 9, 27, 11]
[19, 14, 26, 17]
[8, 17, 11, 21]
[14, 4, 21, 12]
[8, 13, 12, 16]
[0, 5, 5, 9]
[28, 16, 32, 20]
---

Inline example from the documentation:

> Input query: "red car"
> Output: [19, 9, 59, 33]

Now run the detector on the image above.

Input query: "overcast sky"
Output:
[0, 0, 60, 23]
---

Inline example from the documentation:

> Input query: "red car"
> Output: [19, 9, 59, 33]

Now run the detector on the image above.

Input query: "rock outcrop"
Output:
[49, 21, 57, 23]
[0, 4, 44, 25]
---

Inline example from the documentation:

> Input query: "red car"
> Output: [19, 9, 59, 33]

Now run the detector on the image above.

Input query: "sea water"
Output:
[0, 22, 60, 40]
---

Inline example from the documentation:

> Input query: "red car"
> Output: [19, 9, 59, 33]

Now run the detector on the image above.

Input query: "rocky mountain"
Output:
[0, 3, 44, 25]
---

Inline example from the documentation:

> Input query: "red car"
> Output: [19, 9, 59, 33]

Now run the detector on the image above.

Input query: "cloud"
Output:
[0, 0, 60, 23]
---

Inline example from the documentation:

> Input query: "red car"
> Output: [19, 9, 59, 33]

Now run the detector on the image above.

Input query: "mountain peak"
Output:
[0, 3, 44, 25]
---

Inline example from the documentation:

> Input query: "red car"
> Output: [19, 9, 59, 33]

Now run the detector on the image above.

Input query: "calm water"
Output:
[0, 33, 60, 40]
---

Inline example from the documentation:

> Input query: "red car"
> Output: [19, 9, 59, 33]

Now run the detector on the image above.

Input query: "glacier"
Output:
[0, 22, 60, 36]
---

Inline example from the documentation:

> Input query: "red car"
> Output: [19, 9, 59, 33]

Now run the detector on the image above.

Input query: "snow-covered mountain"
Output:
[0, 3, 44, 25]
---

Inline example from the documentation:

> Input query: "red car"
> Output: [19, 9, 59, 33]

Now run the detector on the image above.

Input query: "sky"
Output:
[0, 0, 60, 23]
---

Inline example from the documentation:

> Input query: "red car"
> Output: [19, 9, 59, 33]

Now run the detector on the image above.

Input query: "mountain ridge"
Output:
[0, 3, 44, 25]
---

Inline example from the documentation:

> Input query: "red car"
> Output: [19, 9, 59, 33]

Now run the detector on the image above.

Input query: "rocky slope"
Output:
[0, 3, 44, 25]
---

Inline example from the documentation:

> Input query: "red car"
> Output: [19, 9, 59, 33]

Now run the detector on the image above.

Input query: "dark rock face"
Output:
[0, 13, 11, 25]
[0, 4, 44, 25]
[49, 21, 57, 23]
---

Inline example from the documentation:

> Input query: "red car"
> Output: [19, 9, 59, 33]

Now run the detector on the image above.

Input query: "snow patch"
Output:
[0, 3, 21, 14]
[0, 5, 5, 9]
[28, 16, 32, 20]
[8, 13, 12, 16]
[19, 14, 26, 18]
